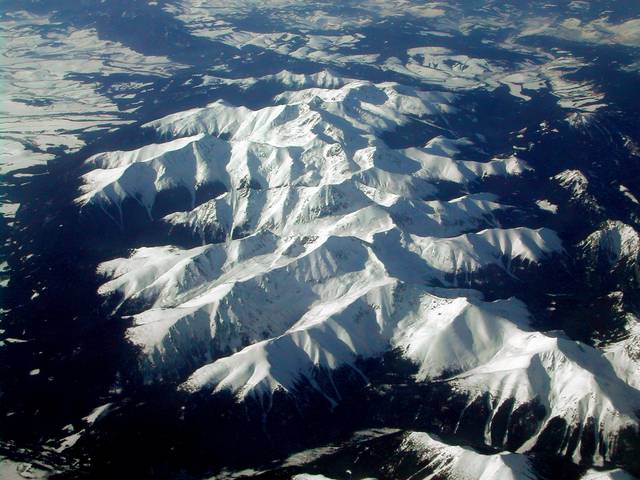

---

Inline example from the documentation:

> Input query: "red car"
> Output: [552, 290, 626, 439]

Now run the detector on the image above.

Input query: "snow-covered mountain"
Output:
[233, 429, 638, 479]
[397, 432, 537, 480]
[286, 430, 540, 480]
[73, 73, 640, 471]
[579, 221, 640, 286]
[3, 1, 640, 478]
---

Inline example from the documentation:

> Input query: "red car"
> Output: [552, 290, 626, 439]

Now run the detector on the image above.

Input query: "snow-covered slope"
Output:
[81, 73, 639, 467]
[77, 79, 530, 224]
[579, 221, 640, 279]
[451, 328, 640, 464]
[605, 320, 640, 390]
[581, 468, 638, 480]
[181, 286, 527, 401]
[88, 75, 547, 382]
[278, 431, 540, 480]
[179, 280, 639, 465]
[399, 431, 536, 480]
[100, 225, 562, 384]
[552, 169, 603, 214]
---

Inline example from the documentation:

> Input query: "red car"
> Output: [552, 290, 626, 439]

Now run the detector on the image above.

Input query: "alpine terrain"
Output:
[1, 1, 640, 479]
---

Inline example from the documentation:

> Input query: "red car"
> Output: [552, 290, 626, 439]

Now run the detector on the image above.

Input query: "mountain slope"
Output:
[78, 72, 640, 470]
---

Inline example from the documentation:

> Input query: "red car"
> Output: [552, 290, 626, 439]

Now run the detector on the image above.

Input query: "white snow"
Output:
[0, 10, 184, 175]
[580, 221, 640, 269]
[552, 169, 602, 211]
[620, 185, 639, 205]
[453, 326, 640, 465]
[522, 16, 640, 48]
[554, 169, 590, 195]
[383, 47, 549, 102]
[5, 1, 640, 472]
[83, 403, 114, 426]
[77, 77, 571, 400]
[605, 318, 640, 390]
[0, 9, 186, 227]
[401, 432, 536, 480]
[0, 457, 51, 479]
[581, 468, 638, 480]
[536, 199, 559, 214]
[83, 71, 638, 467]
[293, 475, 336, 480]
[79, 79, 527, 229]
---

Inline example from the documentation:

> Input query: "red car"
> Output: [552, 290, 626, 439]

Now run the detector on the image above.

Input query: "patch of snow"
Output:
[619, 185, 639, 205]
[581, 468, 638, 480]
[0, 457, 52, 479]
[83, 402, 113, 425]
[536, 199, 559, 214]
